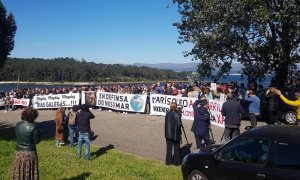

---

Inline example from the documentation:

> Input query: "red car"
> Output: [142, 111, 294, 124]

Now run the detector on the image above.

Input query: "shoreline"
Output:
[0, 80, 186, 85]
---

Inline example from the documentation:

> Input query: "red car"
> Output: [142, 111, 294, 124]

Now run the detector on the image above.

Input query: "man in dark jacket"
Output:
[221, 93, 244, 142]
[76, 104, 95, 160]
[192, 99, 211, 149]
[265, 87, 280, 125]
[165, 102, 182, 166]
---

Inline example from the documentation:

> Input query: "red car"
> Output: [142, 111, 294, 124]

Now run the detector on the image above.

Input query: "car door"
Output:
[213, 137, 272, 180]
[270, 136, 300, 180]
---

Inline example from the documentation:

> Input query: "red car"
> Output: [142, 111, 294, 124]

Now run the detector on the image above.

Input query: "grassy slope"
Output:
[0, 128, 181, 180]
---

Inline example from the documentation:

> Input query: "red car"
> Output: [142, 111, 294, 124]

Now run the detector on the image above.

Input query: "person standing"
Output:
[265, 87, 280, 125]
[4, 92, 11, 112]
[13, 107, 41, 180]
[68, 105, 80, 147]
[55, 107, 66, 147]
[238, 83, 247, 99]
[164, 102, 182, 166]
[76, 104, 95, 160]
[221, 93, 244, 142]
[192, 99, 211, 149]
[273, 88, 300, 123]
[245, 89, 260, 128]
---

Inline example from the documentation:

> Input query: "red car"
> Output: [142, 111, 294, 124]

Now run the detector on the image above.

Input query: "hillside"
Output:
[133, 62, 244, 74]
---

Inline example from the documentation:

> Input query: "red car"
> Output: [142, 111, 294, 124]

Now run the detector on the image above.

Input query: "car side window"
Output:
[275, 140, 300, 170]
[220, 138, 269, 165]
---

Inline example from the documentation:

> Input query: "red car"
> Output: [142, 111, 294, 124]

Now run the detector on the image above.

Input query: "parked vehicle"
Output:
[181, 125, 300, 180]
[242, 88, 297, 125]
[0, 91, 5, 108]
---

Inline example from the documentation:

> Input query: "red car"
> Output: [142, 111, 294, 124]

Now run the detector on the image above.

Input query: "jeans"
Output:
[223, 127, 240, 142]
[77, 132, 90, 160]
[194, 134, 211, 149]
[68, 125, 77, 147]
[5, 105, 9, 111]
[249, 113, 257, 128]
[268, 111, 280, 124]
[165, 139, 180, 166]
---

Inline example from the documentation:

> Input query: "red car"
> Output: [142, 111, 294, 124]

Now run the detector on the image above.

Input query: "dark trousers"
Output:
[249, 113, 257, 128]
[223, 127, 240, 142]
[166, 139, 180, 166]
[194, 134, 211, 149]
[268, 111, 279, 124]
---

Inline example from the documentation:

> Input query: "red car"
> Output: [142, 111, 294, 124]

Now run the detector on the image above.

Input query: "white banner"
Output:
[96, 92, 147, 112]
[208, 99, 225, 127]
[32, 93, 80, 109]
[13, 98, 30, 107]
[150, 94, 225, 127]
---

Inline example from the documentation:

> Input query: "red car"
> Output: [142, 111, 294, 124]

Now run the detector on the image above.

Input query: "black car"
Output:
[241, 88, 297, 125]
[181, 125, 300, 180]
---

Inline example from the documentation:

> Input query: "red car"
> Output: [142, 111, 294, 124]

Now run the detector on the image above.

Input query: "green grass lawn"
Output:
[0, 128, 182, 180]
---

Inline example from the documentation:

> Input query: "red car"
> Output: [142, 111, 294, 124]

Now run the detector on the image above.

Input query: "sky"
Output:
[2, 0, 193, 64]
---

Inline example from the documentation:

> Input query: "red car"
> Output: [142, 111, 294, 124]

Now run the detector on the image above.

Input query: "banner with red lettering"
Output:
[13, 98, 30, 107]
[150, 94, 225, 127]
[208, 99, 225, 127]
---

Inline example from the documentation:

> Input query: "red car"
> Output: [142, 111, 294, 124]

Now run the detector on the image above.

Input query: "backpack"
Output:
[68, 111, 77, 125]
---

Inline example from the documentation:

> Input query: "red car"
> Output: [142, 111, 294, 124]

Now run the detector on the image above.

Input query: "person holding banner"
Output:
[164, 102, 182, 166]
[221, 93, 244, 142]
[192, 99, 211, 149]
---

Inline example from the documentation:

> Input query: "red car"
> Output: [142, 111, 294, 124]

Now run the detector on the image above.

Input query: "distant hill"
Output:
[132, 62, 245, 74]
[132, 62, 198, 72]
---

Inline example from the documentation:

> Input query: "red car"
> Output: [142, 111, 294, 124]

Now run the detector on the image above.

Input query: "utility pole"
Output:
[17, 70, 20, 90]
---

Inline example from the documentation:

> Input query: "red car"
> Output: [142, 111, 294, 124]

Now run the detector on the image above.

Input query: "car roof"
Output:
[241, 125, 300, 138]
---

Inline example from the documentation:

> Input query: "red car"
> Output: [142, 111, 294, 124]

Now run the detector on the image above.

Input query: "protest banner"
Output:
[81, 91, 97, 106]
[210, 83, 217, 91]
[150, 94, 225, 127]
[220, 93, 226, 101]
[32, 93, 80, 109]
[13, 98, 30, 107]
[208, 99, 225, 127]
[96, 92, 147, 113]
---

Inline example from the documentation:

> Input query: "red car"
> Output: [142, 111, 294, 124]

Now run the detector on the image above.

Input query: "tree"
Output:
[173, 0, 300, 86]
[0, 1, 17, 69]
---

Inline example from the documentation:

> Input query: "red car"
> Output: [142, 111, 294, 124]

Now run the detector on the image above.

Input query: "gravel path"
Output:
[0, 109, 267, 161]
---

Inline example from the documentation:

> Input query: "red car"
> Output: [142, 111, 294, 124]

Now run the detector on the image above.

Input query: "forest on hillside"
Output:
[0, 58, 190, 82]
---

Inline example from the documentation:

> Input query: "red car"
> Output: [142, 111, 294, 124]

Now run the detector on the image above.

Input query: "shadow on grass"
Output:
[0, 122, 15, 141]
[90, 144, 115, 160]
[180, 143, 192, 162]
[0, 119, 56, 141]
[37, 120, 56, 139]
[62, 172, 91, 180]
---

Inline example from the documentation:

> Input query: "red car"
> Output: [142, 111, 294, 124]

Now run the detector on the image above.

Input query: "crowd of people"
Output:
[1, 80, 266, 113]
[10, 78, 300, 178]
